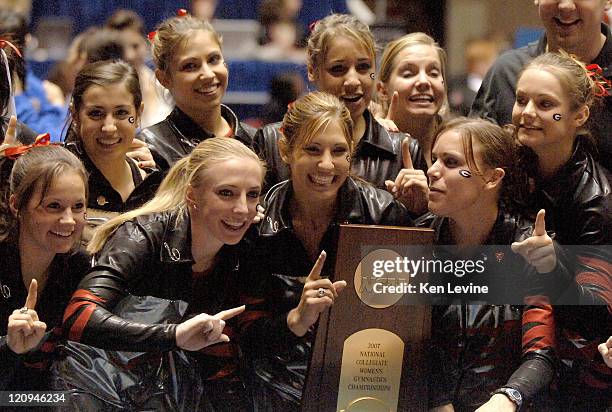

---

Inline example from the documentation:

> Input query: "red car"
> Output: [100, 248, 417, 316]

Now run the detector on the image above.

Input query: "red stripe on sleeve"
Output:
[522, 303, 555, 352]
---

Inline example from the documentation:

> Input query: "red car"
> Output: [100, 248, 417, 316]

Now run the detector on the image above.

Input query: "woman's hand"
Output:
[598, 336, 612, 368]
[474, 394, 517, 412]
[385, 138, 428, 215]
[126, 138, 156, 169]
[287, 251, 347, 337]
[175, 305, 245, 351]
[374, 91, 400, 132]
[511, 209, 556, 273]
[252, 204, 265, 224]
[7, 279, 47, 354]
[0, 115, 18, 154]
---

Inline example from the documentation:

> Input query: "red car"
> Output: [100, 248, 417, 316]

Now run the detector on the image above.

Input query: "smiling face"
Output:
[512, 68, 587, 155]
[427, 130, 495, 219]
[284, 120, 351, 203]
[157, 30, 228, 117]
[309, 36, 375, 121]
[537, 0, 611, 52]
[188, 158, 262, 250]
[15, 171, 87, 260]
[380, 43, 445, 119]
[76, 81, 141, 162]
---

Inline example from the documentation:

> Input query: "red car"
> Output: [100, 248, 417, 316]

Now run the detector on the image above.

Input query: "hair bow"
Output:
[177, 8, 188, 17]
[4, 133, 52, 159]
[308, 20, 320, 32]
[585, 63, 611, 97]
[147, 31, 157, 41]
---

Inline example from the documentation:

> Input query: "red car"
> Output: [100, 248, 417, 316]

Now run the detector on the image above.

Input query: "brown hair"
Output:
[151, 15, 222, 74]
[66, 60, 141, 142]
[0, 145, 88, 242]
[279, 91, 354, 161]
[307, 14, 376, 74]
[432, 117, 527, 210]
[105, 9, 145, 34]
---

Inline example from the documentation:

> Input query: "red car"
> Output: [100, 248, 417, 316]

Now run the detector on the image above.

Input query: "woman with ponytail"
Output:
[62, 137, 295, 410]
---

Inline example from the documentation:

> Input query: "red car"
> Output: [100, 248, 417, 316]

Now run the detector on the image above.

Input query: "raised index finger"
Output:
[306, 250, 327, 282]
[386, 91, 400, 122]
[534, 209, 546, 237]
[3, 115, 17, 146]
[401, 137, 414, 170]
[215, 305, 246, 320]
[24, 279, 38, 310]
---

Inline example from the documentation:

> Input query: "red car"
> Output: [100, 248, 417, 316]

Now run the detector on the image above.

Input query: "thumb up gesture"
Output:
[385, 137, 428, 214]
[598, 336, 612, 368]
[511, 209, 557, 273]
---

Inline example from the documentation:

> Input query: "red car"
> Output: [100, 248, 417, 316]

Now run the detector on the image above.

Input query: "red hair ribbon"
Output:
[586, 63, 611, 97]
[308, 20, 319, 32]
[287, 101, 295, 110]
[4, 133, 52, 159]
[0, 39, 22, 58]
[147, 31, 157, 41]
[177, 8, 188, 17]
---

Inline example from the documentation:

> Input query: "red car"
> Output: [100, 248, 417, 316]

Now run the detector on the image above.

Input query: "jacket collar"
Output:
[358, 109, 399, 155]
[159, 210, 194, 263]
[258, 178, 367, 236]
[424, 205, 520, 245]
[168, 104, 252, 146]
[534, 140, 589, 201]
[158, 210, 241, 271]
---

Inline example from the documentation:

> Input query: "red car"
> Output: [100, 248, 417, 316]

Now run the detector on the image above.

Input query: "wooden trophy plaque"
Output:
[302, 224, 434, 412]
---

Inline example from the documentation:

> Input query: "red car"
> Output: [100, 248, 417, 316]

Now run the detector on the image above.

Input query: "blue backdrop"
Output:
[31, 0, 348, 35]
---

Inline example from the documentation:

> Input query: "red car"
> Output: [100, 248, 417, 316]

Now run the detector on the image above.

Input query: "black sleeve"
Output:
[62, 220, 177, 352]
[504, 301, 556, 400]
[0, 335, 19, 390]
[382, 200, 415, 227]
[469, 53, 517, 126]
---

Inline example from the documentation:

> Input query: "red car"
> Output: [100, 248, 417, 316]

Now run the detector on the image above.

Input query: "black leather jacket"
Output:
[522, 142, 612, 408]
[65, 141, 162, 213]
[1, 243, 90, 390]
[525, 140, 610, 246]
[241, 177, 413, 408]
[139, 105, 256, 171]
[417, 208, 571, 410]
[254, 109, 426, 192]
[62, 210, 293, 380]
